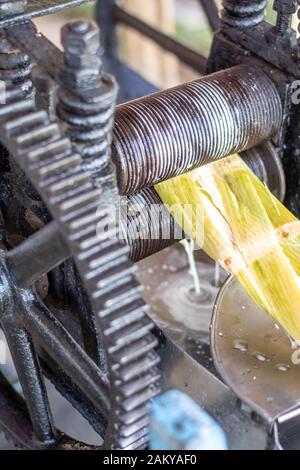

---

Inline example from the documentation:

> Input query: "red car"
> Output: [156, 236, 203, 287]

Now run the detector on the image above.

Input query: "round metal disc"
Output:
[211, 276, 300, 424]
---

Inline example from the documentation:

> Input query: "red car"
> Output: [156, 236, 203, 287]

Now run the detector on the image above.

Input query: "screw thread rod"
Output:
[221, 0, 267, 28]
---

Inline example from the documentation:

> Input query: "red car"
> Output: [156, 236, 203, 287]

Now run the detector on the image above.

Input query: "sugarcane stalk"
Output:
[155, 153, 300, 340]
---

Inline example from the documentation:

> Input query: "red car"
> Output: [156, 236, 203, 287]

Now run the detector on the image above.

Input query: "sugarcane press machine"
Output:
[0, 0, 300, 451]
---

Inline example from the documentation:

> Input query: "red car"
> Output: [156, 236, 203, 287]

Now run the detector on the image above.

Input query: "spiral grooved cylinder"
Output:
[0, 38, 33, 104]
[122, 187, 183, 262]
[113, 65, 282, 195]
[221, 0, 267, 27]
[57, 21, 118, 184]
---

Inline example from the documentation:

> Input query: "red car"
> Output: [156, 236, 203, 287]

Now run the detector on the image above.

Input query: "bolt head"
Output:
[61, 21, 100, 55]
[273, 0, 297, 14]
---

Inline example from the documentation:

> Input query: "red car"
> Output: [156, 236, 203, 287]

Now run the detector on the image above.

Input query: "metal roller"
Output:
[112, 64, 282, 195]
[123, 142, 286, 263]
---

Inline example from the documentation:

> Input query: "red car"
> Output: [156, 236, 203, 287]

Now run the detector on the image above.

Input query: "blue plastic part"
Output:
[150, 389, 228, 450]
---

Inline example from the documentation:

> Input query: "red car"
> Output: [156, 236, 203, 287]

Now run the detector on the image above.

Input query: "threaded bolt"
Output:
[221, 0, 267, 28]
[0, 38, 33, 104]
[273, 0, 297, 36]
[57, 20, 118, 185]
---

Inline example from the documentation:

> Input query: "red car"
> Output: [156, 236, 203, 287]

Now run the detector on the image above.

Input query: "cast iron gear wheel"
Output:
[0, 44, 160, 450]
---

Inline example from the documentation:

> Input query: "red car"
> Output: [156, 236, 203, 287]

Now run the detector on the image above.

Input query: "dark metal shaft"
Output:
[6, 221, 70, 288]
[113, 64, 282, 195]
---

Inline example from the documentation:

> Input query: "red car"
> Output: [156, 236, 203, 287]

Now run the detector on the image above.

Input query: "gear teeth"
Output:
[84, 248, 130, 278]
[119, 415, 150, 439]
[27, 138, 72, 162]
[120, 369, 160, 398]
[107, 316, 154, 352]
[116, 429, 149, 450]
[121, 384, 160, 413]
[56, 188, 102, 215]
[104, 308, 146, 336]
[0, 98, 35, 119]
[94, 266, 136, 292]
[116, 352, 160, 382]
[113, 335, 158, 366]
[40, 170, 90, 195]
[0, 25, 160, 449]
[4, 110, 48, 137]
[15, 123, 60, 149]
[32, 154, 82, 178]
[118, 404, 149, 426]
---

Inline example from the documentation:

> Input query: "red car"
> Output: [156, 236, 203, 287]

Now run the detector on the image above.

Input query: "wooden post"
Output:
[120, 0, 180, 88]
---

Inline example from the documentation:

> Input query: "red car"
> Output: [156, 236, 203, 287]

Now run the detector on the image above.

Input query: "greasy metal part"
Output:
[57, 20, 117, 184]
[6, 221, 69, 288]
[0, 21, 160, 450]
[0, 0, 297, 452]
[0, 0, 26, 19]
[6, 20, 158, 105]
[113, 64, 282, 195]
[121, 188, 183, 263]
[22, 293, 111, 417]
[241, 141, 286, 202]
[0, 318, 55, 444]
[215, 22, 299, 77]
[0, 367, 98, 449]
[211, 276, 300, 426]
[0, 0, 93, 27]
[112, 5, 208, 75]
[273, 0, 297, 36]
[221, 0, 267, 28]
[198, 0, 219, 32]
[274, 407, 300, 450]
[0, 36, 33, 101]
[283, 2, 300, 217]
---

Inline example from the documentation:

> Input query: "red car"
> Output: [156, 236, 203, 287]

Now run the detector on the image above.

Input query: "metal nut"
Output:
[61, 68, 101, 90]
[64, 51, 101, 70]
[61, 21, 99, 56]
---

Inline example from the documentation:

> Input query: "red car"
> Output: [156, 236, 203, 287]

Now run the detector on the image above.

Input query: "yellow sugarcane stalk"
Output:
[155, 154, 300, 340]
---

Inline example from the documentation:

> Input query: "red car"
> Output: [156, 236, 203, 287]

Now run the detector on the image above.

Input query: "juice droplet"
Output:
[255, 353, 269, 362]
[275, 364, 290, 372]
[232, 339, 248, 353]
